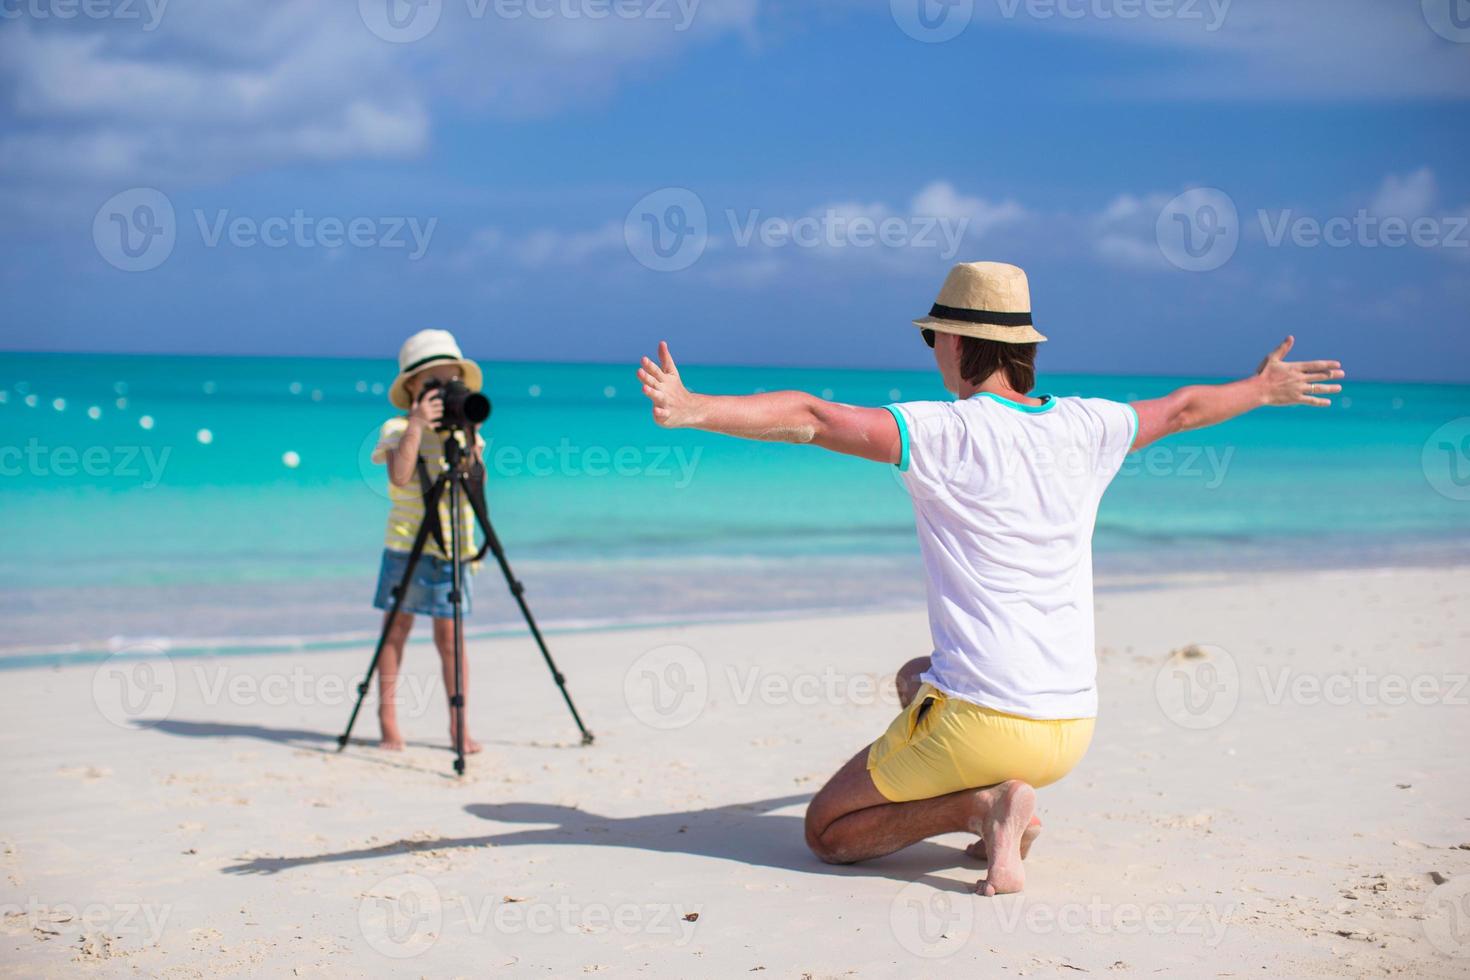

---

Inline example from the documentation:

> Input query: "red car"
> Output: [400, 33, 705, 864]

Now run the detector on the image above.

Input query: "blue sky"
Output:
[2, 0, 1468, 380]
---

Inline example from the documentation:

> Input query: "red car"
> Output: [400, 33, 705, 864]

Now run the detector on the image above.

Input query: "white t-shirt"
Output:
[886, 392, 1138, 720]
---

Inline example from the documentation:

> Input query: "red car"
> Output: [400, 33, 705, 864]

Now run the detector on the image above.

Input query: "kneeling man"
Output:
[637, 261, 1343, 894]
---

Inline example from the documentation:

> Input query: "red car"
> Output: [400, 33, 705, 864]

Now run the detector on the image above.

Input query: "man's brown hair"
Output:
[958, 337, 1038, 393]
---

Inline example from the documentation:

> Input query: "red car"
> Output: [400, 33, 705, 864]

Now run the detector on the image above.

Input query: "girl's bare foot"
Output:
[967, 780, 1036, 896]
[378, 716, 406, 751]
[965, 814, 1042, 863]
[449, 721, 482, 754]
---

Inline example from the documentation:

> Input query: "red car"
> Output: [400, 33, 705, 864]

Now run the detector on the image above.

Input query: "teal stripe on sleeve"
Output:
[883, 404, 911, 472]
[1123, 401, 1140, 451]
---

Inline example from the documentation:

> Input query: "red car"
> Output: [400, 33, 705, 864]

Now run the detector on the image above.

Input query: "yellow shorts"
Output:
[866, 684, 1095, 803]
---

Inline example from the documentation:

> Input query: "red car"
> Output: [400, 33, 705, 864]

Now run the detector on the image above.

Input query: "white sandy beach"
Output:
[3, 565, 1469, 977]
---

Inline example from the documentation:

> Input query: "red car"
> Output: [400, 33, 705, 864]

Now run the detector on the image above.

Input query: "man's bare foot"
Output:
[378, 717, 405, 751]
[965, 814, 1042, 863]
[968, 780, 1036, 896]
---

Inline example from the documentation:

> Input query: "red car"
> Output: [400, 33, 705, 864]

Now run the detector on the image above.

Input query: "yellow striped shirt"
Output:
[371, 417, 483, 564]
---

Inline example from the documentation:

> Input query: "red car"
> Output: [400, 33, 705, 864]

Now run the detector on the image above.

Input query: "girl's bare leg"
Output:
[433, 617, 481, 754]
[377, 611, 414, 750]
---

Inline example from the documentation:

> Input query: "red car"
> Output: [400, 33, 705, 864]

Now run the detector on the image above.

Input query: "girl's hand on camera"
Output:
[410, 388, 444, 428]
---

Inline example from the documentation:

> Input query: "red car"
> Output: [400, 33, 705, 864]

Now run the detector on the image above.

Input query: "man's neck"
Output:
[958, 376, 1046, 407]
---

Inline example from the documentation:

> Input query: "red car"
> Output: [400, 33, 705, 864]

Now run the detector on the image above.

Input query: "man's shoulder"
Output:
[891, 398, 962, 422]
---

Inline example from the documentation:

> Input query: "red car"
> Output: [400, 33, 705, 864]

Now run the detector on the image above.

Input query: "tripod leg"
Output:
[448, 472, 467, 776]
[338, 474, 450, 751]
[478, 513, 595, 745]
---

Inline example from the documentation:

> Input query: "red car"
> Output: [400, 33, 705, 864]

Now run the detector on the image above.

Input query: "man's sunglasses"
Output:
[921, 328, 937, 349]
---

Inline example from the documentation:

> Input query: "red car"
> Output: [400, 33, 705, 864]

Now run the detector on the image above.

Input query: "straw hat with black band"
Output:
[912, 261, 1048, 344]
[387, 329, 484, 410]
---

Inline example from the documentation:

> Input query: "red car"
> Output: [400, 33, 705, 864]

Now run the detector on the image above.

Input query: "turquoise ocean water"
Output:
[3, 352, 1468, 666]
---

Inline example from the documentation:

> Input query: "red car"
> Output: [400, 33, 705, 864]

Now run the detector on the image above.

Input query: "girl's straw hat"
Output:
[912, 261, 1048, 344]
[388, 329, 483, 410]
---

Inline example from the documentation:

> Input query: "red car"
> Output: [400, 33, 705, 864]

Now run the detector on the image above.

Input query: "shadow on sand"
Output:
[137, 717, 586, 777]
[222, 795, 980, 892]
[141, 717, 979, 892]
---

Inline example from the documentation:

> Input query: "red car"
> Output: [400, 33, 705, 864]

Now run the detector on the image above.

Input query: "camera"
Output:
[421, 377, 491, 431]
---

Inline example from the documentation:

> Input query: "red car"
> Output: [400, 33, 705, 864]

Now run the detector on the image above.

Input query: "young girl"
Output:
[370, 329, 486, 753]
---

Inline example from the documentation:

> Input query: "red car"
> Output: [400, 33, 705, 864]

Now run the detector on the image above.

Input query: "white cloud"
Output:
[0, 0, 758, 185]
[1369, 168, 1438, 220]
[455, 180, 1031, 284]
[1089, 191, 1173, 270]
[860, 0, 1470, 100]
[910, 181, 1028, 238]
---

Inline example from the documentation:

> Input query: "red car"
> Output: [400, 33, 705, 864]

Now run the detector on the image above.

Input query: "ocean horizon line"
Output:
[3, 348, 1466, 388]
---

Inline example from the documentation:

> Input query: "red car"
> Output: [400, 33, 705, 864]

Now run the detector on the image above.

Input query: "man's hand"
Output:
[638, 341, 703, 428]
[1131, 336, 1347, 451]
[1255, 335, 1345, 407]
[635, 340, 901, 464]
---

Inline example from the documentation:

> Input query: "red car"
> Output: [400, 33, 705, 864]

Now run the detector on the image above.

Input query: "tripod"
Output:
[338, 427, 594, 775]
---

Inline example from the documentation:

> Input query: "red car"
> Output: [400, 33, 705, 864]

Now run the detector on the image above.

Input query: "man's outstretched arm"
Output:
[637, 341, 902, 465]
[1130, 336, 1345, 451]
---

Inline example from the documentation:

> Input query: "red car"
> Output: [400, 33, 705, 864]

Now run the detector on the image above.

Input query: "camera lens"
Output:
[461, 391, 490, 424]
[430, 379, 491, 430]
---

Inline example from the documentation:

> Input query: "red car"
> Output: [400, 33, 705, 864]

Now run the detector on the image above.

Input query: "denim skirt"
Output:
[372, 548, 473, 618]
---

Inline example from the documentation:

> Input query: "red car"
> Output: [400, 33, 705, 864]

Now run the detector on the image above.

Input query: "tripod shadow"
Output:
[136, 718, 457, 778]
[222, 793, 978, 891]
